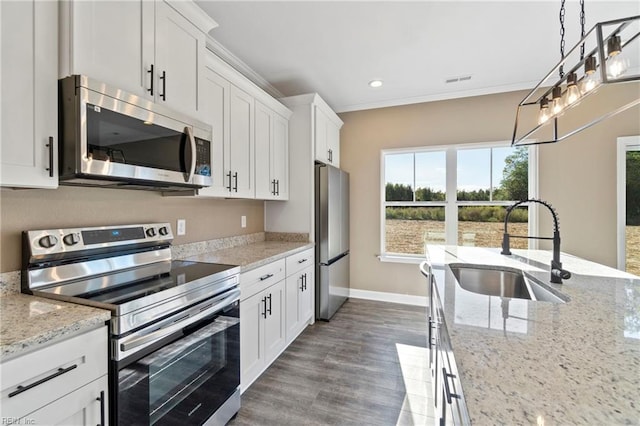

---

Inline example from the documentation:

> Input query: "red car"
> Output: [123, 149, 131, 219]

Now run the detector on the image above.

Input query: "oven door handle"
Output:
[120, 288, 240, 354]
[184, 126, 196, 183]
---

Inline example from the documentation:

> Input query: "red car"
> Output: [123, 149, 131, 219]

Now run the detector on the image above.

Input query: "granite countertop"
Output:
[184, 240, 314, 272]
[426, 245, 640, 425]
[0, 293, 110, 362]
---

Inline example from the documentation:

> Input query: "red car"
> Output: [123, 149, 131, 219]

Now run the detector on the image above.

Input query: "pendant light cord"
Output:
[559, 0, 566, 78]
[579, 0, 586, 60]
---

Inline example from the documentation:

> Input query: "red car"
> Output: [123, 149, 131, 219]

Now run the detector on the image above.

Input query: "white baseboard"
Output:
[349, 289, 427, 307]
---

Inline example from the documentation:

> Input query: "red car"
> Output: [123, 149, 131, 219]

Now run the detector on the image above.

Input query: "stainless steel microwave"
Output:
[58, 75, 212, 191]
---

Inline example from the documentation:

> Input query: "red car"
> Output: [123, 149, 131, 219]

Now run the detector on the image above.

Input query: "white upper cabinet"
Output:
[1, 0, 58, 189]
[255, 101, 289, 200]
[199, 68, 230, 197]
[154, 1, 205, 117]
[228, 85, 255, 198]
[60, 0, 215, 120]
[198, 53, 291, 200]
[59, 0, 152, 100]
[314, 103, 343, 167]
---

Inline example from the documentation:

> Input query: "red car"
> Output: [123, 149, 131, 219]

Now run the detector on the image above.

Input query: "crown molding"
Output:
[165, 0, 218, 33]
[205, 36, 284, 100]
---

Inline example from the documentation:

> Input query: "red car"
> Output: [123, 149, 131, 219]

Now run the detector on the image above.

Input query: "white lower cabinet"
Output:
[0, 326, 108, 425]
[26, 376, 107, 426]
[284, 248, 315, 344]
[240, 248, 314, 391]
[240, 277, 286, 391]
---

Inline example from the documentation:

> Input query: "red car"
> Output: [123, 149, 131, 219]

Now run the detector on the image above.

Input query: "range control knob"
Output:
[38, 235, 58, 249]
[146, 228, 157, 237]
[158, 226, 169, 236]
[63, 233, 80, 246]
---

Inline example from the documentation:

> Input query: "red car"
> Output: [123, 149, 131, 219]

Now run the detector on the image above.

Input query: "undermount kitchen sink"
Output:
[448, 263, 568, 303]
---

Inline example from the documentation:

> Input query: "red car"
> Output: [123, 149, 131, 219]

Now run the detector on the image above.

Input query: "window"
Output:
[383, 150, 447, 255]
[381, 142, 535, 258]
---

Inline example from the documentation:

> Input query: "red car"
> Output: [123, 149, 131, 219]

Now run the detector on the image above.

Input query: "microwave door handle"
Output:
[184, 126, 196, 183]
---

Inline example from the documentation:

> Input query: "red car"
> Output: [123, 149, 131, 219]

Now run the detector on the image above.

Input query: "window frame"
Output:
[380, 141, 538, 262]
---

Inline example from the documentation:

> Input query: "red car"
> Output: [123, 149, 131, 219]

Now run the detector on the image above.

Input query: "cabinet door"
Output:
[271, 112, 289, 200]
[298, 266, 314, 325]
[62, 0, 153, 99]
[154, 0, 205, 118]
[25, 376, 108, 426]
[254, 101, 273, 199]
[240, 291, 265, 390]
[327, 120, 340, 167]
[263, 280, 286, 362]
[284, 273, 302, 343]
[314, 106, 329, 163]
[229, 85, 255, 198]
[1, 0, 58, 188]
[199, 68, 231, 197]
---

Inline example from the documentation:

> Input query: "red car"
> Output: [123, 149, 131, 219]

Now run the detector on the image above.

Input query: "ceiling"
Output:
[194, 1, 639, 113]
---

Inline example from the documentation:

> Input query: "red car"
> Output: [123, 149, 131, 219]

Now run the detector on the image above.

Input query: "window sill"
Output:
[377, 254, 424, 264]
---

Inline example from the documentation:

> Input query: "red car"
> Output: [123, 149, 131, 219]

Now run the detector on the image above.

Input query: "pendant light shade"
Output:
[606, 35, 629, 78]
[538, 97, 551, 124]
[564, 72, 581, 105]
[580, 55, 600, 93]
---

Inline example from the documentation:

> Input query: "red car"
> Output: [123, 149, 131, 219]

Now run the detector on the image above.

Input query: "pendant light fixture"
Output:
[511, 1, 639, 146]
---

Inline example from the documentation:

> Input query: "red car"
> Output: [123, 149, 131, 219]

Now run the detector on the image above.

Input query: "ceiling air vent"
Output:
[445, 75, 472, 84]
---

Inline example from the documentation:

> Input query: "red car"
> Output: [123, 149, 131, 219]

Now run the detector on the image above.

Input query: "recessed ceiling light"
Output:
[369, 80, 383, 88]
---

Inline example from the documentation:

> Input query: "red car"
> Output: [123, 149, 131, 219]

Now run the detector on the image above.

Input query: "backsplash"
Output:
[171, 232, 266, 260]
[0, 271, 21, 295]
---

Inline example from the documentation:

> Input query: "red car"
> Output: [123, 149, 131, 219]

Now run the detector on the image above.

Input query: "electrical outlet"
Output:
[177, 219, 186, 236]
[241, 216, 247, 228]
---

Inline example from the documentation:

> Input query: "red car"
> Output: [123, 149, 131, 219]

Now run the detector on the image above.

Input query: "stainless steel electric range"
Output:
[22, 223, 241, 426]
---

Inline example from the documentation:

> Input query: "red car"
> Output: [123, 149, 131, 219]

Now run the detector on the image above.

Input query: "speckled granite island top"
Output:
[184, 241, 314, 272]
[427, 246, 640, 425]
[0, 293, 110, 362]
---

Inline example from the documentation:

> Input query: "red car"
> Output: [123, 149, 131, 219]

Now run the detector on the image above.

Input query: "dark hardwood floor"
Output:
[229, 298, 433, 426]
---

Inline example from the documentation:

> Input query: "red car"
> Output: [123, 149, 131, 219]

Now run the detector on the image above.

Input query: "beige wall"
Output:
[339, 85, 640, 297]
[0, 187, 263, 272]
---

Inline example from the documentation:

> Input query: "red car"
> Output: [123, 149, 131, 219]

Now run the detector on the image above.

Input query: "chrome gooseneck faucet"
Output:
[501, 199, 571, 284]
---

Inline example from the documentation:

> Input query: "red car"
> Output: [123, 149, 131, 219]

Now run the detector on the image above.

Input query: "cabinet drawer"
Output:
[0, 326, 108, 419]
[286, 248, 314, 277]
[241, 259, 285, 300]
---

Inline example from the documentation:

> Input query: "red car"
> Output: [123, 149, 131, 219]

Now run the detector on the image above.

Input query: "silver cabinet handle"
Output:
[297, 258, 308, 264]
[185, 127, 196, 183]
[259, 273, 274, 281]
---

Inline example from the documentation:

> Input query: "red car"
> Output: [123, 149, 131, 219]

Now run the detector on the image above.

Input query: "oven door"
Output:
[112, 294, 239, 426]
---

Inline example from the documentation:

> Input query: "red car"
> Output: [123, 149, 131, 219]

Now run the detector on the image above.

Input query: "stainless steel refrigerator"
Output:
[315, 164, 350, 320]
